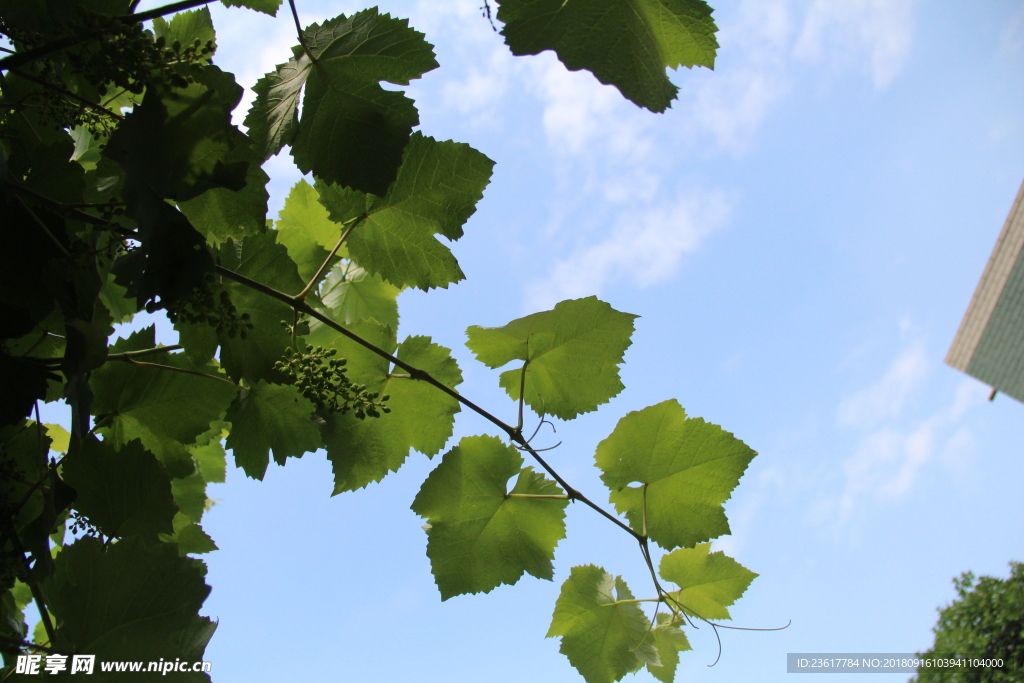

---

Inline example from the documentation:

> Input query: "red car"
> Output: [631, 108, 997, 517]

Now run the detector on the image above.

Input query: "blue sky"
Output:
[49, 0, 1024, 680]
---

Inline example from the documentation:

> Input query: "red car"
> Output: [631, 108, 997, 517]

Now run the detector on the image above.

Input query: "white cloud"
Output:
[837, 341, 928, 429]
[526, 189, 730, 308]
[794, 0, 915, 89]
[831, 340, 987, 521]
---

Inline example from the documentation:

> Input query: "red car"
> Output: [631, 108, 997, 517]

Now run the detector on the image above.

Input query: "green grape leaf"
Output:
[62, 436, 178, 538]
[221, 0, 282, 15]
[90, 328, 235, 477]
[276, 178, 347, 282]
[44, 423, 70, 454]
[191, 422, 228, 484]
[178, 160, 270, 246]
[595, 400, 756, 549]
[172, 469, 209, 524]
[45, 537, 214, 663]
[646, 613, 692, 683]
[322, 334, 461, 493]
[245, 49, 309, 160]
[291, 10, 439, 195]
[317, 133, 494, 290]
[218, 232, 306, 383]
[466, 296, 637, 420]
[659, 543, 757, 620]
[99, 270, 137, 324]
[152, 7, 217, 62]
[547, 566, 659, 683]
[316, 263, 400, 330]
[411, 435, 568, 599]
[224, 380, 321, 480]
[497, 0, 718, 113]
[160, 513, 219, 556]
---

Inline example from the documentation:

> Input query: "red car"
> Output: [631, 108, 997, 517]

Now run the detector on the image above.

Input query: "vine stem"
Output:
[107, 344, 183, 361]
[215, 264, 648, 546]
[5, 179, 129, 230]
[295, 214, 365, 302]
[8, 67, 123, 121]
[11, 194, 71, 258]
[506, 493, 569, 500]
[288, 0, 320, 66]
[120, 356, 237, 387]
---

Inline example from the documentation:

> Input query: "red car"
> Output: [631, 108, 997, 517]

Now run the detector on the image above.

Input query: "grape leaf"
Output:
[62, 436, 178, 538]
[45, 537, 214, 665]
[659, 543, 757, 620]
[244, 50, 309, 160]
[547, 566, 659, 683]
[466, 297, 637, 419]
[178, 160, 270, 246]
[172, 469, 209, 524]
[317, 133, 493, 290]
[497, 0, 718, 113]
[218, 232, 306, 383]
[646, 613, 692, 683]
[90, 328, 236, 477]
[152, 7, 216, 61]
[160, 513, 219, 556]
[595, 400, 756, 549]
[292, 10, 439, 195]
[221, 0, 282, 15]
[316, 263, 400, 330]
[321, 334, 461, 493]
[411, 435, 568, 599]
[224, 380, 321, 479]
[276, 178, 347, 282]
[245, 9, 438, 193]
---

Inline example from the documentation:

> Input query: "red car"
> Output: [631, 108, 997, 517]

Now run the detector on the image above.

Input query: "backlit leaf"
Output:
[90, 328, 236, 477]
[411, 436, 567, 599]
[322, 334, 461, 493]
[547, 566, 658, 683]
[659, 543, 757, 620]
[317, 133, 493, 290]
[225, 380, 321, 479]
[466, 297, 637, 419]
[595, 400, 756, 549]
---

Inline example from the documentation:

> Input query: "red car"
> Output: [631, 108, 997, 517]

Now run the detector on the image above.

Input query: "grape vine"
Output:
[0, 0, 771, 681]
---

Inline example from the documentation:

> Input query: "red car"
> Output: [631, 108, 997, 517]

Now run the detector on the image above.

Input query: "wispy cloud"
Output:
[832, 341, 986, 522]
[794, 0, 915, 89]
[526, 189, 730, 308]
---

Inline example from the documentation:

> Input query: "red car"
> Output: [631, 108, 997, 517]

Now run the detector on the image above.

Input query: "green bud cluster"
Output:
[274, 346, 391, 419]
[158, 275, 253, 339]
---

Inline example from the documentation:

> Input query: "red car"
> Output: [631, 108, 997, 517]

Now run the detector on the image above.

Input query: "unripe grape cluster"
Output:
[274, 346, 391, 419]
[158, 275, 253, 339]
